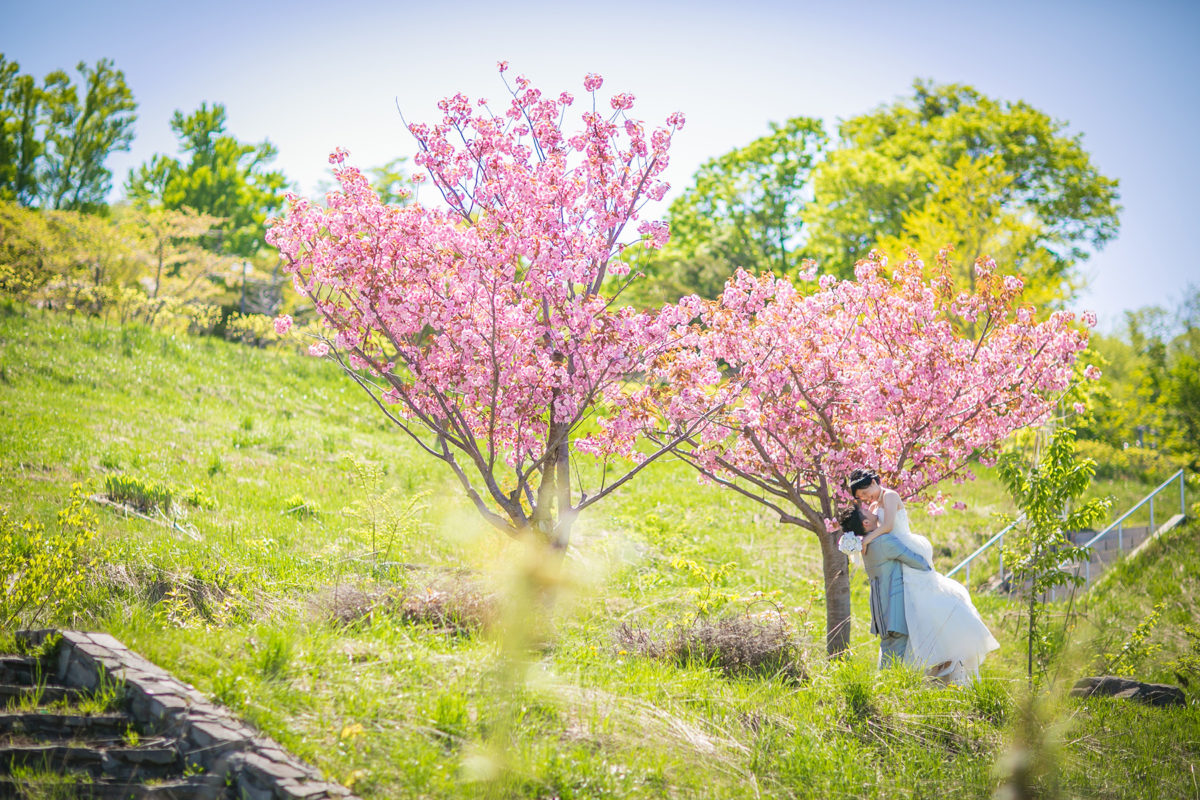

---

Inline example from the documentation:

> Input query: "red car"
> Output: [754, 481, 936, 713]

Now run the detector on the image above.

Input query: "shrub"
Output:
[310, 579, 498, 634]
[1074, 439, 1187, 483]
[1, 487, 99, 630]
[615, 613, 807, 683]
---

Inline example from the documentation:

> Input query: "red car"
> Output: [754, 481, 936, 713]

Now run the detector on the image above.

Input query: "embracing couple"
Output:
[838, 469, 999, 684]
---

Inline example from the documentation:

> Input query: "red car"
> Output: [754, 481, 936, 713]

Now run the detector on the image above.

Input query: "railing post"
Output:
[1150, 495, 1155, 533]
[1183, 471, 1188, 517]
[1118, 520, 1123, 550]
[999, 534, 1004, 581]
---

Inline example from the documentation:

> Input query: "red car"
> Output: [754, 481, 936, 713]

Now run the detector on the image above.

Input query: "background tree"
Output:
[0, 55, 42, 205]
[38, 58, 137, 211]
[364, 157, 412, 206]
[123, 205, 230, 303]
[127, 102, 287, 258]
[804, 81, 1120, 303]
[657, 251, 1096, 655]
[642, 117, 825, 299]
[269, 70, 706, 550]
[1079, 287, 1200, 470]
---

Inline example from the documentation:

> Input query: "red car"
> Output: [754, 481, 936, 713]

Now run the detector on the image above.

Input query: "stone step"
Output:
[0, 683, 93, 708]
[0, 656, 41, 686]
[0, 774, 228, 799]
[0, 741, 180, 780]
[0, 711, 133, 741]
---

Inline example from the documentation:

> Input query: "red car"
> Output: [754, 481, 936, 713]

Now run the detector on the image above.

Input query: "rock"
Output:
[1071, 676, 1186, 707]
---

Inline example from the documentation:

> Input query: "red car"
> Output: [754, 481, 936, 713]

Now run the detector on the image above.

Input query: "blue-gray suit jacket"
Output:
[860, 534, 931, 637]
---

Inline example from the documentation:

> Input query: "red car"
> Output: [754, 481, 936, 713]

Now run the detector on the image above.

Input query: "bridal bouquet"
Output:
[837, 531, 862, 555]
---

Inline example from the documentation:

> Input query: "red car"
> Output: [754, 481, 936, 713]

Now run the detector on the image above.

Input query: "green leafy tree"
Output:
[1080, 289, 1200, 468]
[127, 102, 288, 257]
[0, 55, 42, 205]
[998, 428, 1111, 682]
[38, 58, 137, 211]
[364, 157, 412, 206]
[806, 81, 1120, 303]
[648, 117, 825, 297]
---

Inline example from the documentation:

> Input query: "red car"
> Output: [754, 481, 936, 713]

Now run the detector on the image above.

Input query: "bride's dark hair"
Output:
[847, 468, 880, 494]
[837, 506, 866, 537]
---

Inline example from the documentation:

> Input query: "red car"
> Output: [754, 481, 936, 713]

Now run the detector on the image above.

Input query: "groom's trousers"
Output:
[880, 632, 908, 665]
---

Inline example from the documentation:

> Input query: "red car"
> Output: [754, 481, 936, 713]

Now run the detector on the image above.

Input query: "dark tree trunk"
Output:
[817, 525, 853, 656]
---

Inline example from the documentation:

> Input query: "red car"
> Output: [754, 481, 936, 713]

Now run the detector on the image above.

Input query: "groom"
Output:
[838, 507, 931, 665]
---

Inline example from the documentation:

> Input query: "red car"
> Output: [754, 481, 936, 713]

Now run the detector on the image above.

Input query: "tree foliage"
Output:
[0, 55, 42, 206]
[0, 55, 136, 211]
[268, 69, 704, 548]
[127, 102, 287, 257]
[805, 81, 1120, 303]
[658, 251, 1097, 654]
[1080, 287, 1200, 468]
[649, 117, 825, 297]
[38, 58, 137, 211]
[998, 428, 1110, 681]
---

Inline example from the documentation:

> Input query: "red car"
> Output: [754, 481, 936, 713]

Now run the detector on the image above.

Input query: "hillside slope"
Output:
[2, 306, 1196, 799]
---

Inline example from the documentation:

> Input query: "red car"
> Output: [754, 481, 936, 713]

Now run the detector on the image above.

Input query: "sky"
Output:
[4, 0, 1198, 328]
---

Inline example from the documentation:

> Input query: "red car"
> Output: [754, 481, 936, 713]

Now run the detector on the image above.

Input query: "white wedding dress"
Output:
[887, 507, 1000, 683]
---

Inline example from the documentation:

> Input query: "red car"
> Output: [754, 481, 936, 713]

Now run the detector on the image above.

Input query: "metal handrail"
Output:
[947, 468, 1187, 593]
[1052, 469, 1187, 598]
[1079, 469, 1185, 550]
[945, 516, 1023, 583]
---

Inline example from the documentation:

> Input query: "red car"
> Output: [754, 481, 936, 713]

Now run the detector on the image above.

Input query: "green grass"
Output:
[2, 305, 1198, 799]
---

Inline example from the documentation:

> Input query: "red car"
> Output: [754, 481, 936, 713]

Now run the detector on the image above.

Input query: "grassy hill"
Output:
[2, 303, 1197, 798]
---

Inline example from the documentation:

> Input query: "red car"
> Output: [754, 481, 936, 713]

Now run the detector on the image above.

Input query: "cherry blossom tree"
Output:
[659, 250, 1097, 655]
[267, 67, 715, 548]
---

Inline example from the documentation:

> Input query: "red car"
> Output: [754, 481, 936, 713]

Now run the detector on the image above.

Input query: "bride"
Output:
[848, 468, 1000, 684]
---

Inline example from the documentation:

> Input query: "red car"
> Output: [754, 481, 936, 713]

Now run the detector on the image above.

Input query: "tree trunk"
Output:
[817, 526, 853, 656]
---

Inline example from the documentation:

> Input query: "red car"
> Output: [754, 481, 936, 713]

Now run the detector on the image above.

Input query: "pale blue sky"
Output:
[4, 0, 1198, 326]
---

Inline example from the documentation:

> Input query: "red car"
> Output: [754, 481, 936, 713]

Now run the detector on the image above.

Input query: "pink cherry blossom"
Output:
[273, 315, 293, 335]
[653, 248, 1093, 654]
[267, 69, 702, 548]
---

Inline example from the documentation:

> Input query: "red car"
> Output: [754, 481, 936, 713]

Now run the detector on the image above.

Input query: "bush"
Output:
[1, 487, 99, 629]
[104, 473, 173, 513]
[615, 613, 807, 683]
[310, 579, 498, 634]
[1075, 439, 1187, 483]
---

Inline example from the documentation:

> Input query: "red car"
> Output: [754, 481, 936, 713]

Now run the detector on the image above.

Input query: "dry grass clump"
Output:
[310, 577, 498, 635]
[615, 614, 808, 683]
[101, 563, 254, 626]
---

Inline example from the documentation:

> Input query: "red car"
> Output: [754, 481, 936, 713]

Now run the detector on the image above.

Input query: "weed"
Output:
[183, 484, 217, 510]
[253, 630, 293, 681]
[122, 725, 140, 747]
[205, 453, 224, 477]
[283, 493, 317, 518]
[8, 765, 86, 800]
[1101, 600, 1166, 675]
[967, 677, 1013, 724]
[75, 665, 124, 714]
[103, 473, 173, 513]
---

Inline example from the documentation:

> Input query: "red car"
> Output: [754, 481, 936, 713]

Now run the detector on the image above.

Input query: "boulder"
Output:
[1071, 676, 1186, 707]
